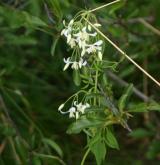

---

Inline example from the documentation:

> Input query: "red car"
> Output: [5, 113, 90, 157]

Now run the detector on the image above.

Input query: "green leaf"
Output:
[128, 103, 148, 113]
[67, 117, 103, 134]
[42, 138, 63, 158]
[33, 157, 42, 165]
[49, 0, 63, 21]
[105, 129, 119, 149]
[23, 12, 48, 28]
[90, 139, 106, 165]
[102, 61, 118, 70]
[129, 128, 154, 138]
[15, 137, 28, 163]
[73, 70, 81, 86]
[128, 102, 160, 113]
[148, 102, 160, 112]
[118, 84, 133, 112]
[88, 131, 101, 148]
[33, 153, 65, 165]
[51, 37, 59, 56]
[5, 34, 37, 46]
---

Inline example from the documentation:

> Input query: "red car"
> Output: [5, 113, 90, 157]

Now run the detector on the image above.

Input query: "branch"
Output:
[138, 18, 160, 36]
[107, 71, 150, 102]
[84, 18, 160, 88]
[88, 0, 121, 13]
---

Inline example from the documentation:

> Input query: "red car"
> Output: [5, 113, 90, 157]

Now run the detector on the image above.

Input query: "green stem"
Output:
[80, 148, 90, 165]
[94, 68, 99, 105]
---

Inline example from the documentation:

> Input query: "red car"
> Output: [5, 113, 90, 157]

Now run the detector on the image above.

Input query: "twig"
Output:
[99, 16, 154, 25]
[84, 18, 160, 88]
[0, 95, 20, 136]
[139, 18, 160, 36]
[0, 140, 7, 155]
[80, 148, 90, 165]
[88, 0, 121, 13]
[8, 137, 22, 164]
[107, 71, 150, 102]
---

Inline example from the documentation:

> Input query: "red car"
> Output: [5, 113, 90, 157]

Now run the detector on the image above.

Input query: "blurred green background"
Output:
[0, 0, 160, 164]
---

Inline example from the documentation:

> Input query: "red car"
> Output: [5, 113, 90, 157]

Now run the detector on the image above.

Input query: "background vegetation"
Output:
[0, 0, 160, 164]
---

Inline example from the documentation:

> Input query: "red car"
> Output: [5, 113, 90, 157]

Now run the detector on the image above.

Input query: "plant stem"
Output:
[88, 0, 121, 13]
[84, 18, 160, 88]
[94, 69, 99, 105]
[80, 148, 90, 165]
[139, 18, 160, 36]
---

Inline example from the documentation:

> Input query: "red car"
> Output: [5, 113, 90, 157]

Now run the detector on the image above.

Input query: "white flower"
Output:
[86, 40, 103, 54]
[63, 57, 87, 70]
[68, 106, 80, 119]
[74, 27, 97, 49]
[78, 58, 87, 68]
[61, 19, 76, 48]
[71, 62, 79, 70]
[69, 107, 76, 118]
[74, 27, 89, 43]
[74, 102, 90, 114]
[59, 101, 90, 120]
[61, 19, 74, 37]
[68, 38, 76, 48]
[63, 57, 71, 71]
[71, 58, 87, 70]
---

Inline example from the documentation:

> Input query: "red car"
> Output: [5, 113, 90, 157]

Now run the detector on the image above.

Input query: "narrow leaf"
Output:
[105, 129, 119, 149]
[42, 138, 63, 158]
[118, 84, 133, 112]
[67, 117, 103, 134]
[90, 139, 106, 165]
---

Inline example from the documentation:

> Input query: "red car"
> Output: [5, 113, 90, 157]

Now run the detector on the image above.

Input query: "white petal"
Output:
[63, 57, 70, 63]
[88, 25, 92, 31]
[82, 60, 87, 66]
[69, 107, 76, 118]
[98, 52, 103, 61]
[82, 26, 87, 32]
[64, 30, 69, 37]
[85, 103, 90, 108]
[75, 111, 79, 119]
[72, 62, 79, 70]
[94, 23, 101, 27]
[61, 29, 65, 36]
[67, 34, 72, 43]
[79, 62, 82, 68]
[63, 63, 70, 71]
[69, 107, 76, 112]
[94, 40, 103, 46]
[89, 32, 97, 37]
[81, 49, 86, 56]
[69, 19, 74, 25]
[63, 20, 66, 26]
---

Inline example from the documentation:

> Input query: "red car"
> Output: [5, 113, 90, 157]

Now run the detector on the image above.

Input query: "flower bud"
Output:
[58, 104, 65, 111]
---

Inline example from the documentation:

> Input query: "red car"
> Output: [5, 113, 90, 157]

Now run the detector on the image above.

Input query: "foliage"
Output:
[0, 0, 160, 165]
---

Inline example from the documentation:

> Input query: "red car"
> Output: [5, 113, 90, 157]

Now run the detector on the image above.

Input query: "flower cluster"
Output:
[61, 19, 104, 70]
[58, 102, 90, 119]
